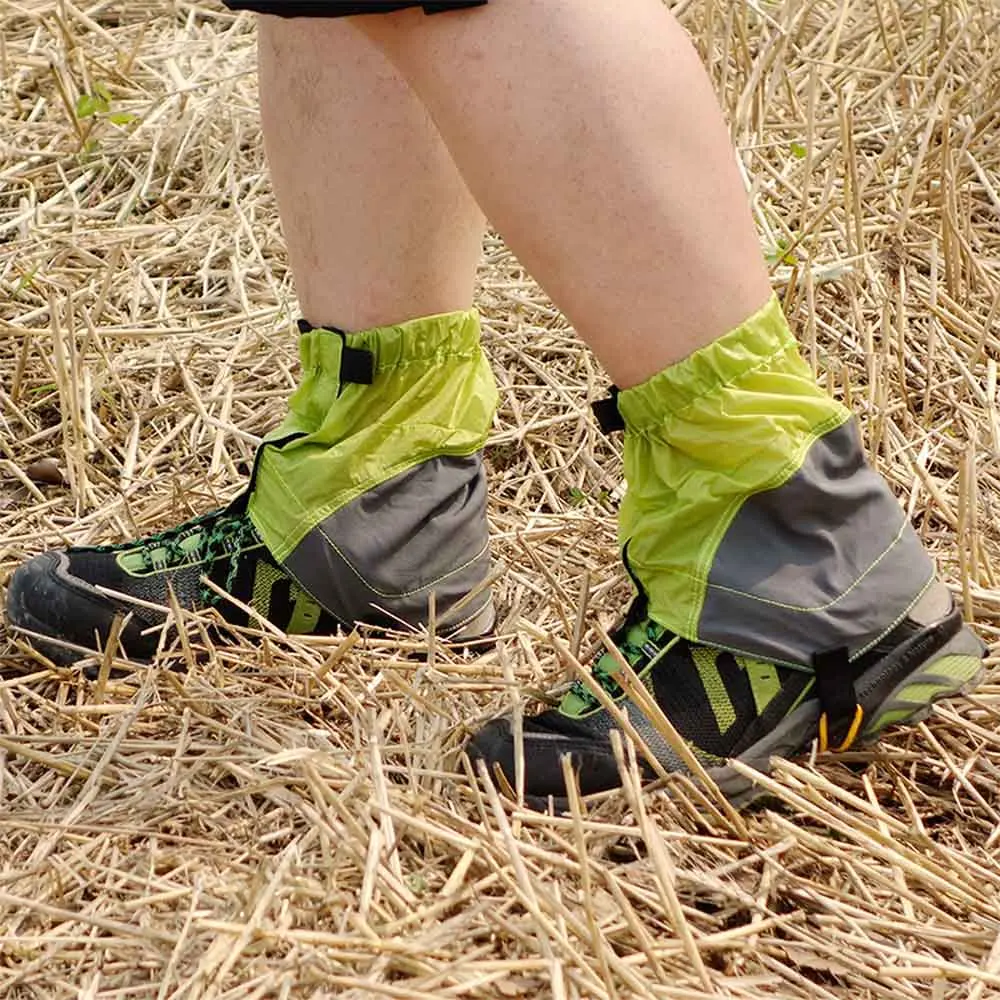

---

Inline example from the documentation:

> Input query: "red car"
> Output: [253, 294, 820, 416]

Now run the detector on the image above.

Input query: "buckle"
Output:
[297, 319, 374, 386]
[339, 346, 374, 385]
[818, 704, 865, 753]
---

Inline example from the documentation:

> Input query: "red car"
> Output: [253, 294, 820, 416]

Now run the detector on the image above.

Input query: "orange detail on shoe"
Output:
[818, 703, 864, 753]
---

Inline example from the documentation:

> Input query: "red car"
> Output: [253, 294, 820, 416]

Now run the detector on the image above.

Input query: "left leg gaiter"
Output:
[248, 309, 498, 639]
[617, 294, 936, 667]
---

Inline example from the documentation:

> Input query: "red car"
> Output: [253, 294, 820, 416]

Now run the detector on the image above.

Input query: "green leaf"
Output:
[108, 111, 136, 126]
[75, 93, 99, 119]
[766, 238, 799, 266]
[76, 89, 111, 118]
[790, 141, 808, 159]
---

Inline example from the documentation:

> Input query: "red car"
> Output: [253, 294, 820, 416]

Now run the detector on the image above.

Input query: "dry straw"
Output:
[1, 0, 1000, 996]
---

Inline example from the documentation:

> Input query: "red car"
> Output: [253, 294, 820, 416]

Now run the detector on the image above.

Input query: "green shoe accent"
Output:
[744, 658, 782, 715]
[558, 616, 669, 720]
[559, 612, 784, 730]
[86, 502, 334, 633]
[116, 530, 210, 575]
[691, 646, 737, 733]
[251, 559, 322, 633]
[864, 654, 984, 733]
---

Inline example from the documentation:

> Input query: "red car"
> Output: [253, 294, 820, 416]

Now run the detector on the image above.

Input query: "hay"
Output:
[1, 0, 999, 996]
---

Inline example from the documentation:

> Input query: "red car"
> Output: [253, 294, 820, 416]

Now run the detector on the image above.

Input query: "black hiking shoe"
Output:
[6, 496, 342, 665]
[467, 582, 986, 809]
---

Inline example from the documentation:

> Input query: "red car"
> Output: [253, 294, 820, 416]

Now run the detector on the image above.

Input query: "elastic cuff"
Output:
[617, 294, 799, 431]
[300, 309, 483, 376]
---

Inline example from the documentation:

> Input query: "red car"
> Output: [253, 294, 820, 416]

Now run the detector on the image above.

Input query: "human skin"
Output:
[258, 15, 486, 333]
[353, 0, 773, 387]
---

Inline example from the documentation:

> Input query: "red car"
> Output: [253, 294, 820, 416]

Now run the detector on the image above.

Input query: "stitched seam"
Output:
[679, 639, 811, 672]
[445, 597, 495, 634]
[849, 575, 935, 660]
[312, 531, 490, 602]
[704, 513, 914, 614]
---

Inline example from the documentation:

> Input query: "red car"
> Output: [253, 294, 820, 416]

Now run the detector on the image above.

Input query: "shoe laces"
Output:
[123, 503, 260, 600]
[570, 604, 668, 712]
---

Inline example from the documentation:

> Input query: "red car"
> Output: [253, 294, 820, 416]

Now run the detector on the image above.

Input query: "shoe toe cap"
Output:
[7, 551, 150, 663]
[8, 551, 68, 627]
[466, 715, 627, 803]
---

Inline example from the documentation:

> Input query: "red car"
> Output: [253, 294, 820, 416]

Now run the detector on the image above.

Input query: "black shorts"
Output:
[222, 1, 487, 16]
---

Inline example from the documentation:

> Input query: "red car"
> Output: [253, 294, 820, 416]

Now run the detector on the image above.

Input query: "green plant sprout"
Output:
[766, 237, 799, 267]
[75, 82, 136, 127]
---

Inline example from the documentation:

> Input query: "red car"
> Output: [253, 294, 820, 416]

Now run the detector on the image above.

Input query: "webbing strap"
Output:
[812, 647, 863, 752]
[591, 386, 625, 434]
[298, 319, 374, 387]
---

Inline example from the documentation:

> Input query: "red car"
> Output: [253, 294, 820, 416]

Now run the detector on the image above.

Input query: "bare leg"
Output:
[258, 15, 485, 330]
[357, 0, 772, 387]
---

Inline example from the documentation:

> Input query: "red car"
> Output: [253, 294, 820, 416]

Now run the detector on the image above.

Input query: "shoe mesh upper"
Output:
[60, 503, 325, 633]
[67, 546, 204, 621]
[541, 601, 815, 765]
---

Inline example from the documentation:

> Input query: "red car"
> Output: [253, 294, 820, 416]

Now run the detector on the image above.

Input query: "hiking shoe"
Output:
[5, 496, 345, 665]
[7, 308, 499, 666]
[466, 581, 986, 809]
[7, 455, 497, 666]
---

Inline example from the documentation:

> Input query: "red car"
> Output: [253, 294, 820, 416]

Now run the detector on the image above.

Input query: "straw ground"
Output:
[2, 0, 1000, 996]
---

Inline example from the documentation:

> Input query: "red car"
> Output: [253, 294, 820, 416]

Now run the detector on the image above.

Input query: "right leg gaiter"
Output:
[617, 294, 939, 668]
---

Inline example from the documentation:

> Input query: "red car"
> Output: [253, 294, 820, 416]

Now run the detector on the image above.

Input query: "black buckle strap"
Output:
[812, 647, 864, 753]
[297, 319, 374, 387]
[591, 386, 625, 434]
[297, 318, 325, 335]
[340, 347, 374, 386]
